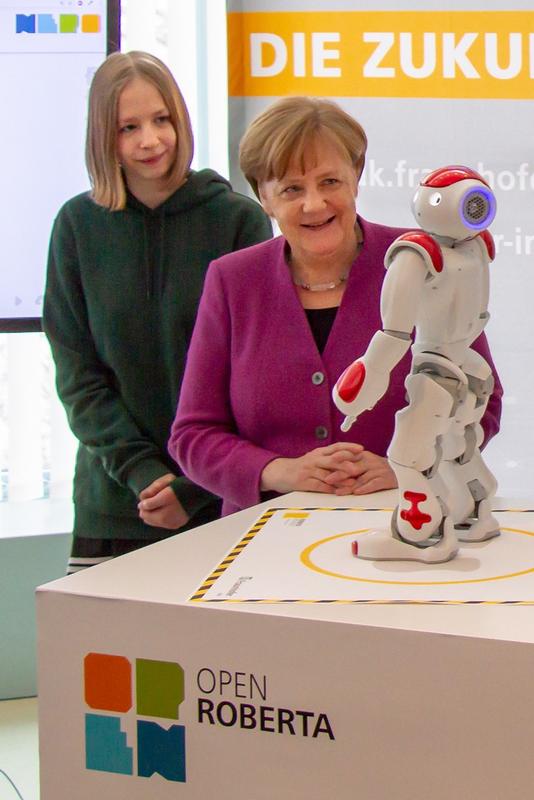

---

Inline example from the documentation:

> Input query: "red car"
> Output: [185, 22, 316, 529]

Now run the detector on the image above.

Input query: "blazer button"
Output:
[312, 371, 325, 385]
[315, 425, 328, 440]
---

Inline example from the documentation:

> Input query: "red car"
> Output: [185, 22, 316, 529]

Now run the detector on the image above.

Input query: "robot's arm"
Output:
[334, 328, 412, 432]
[333, 244, 430, 431]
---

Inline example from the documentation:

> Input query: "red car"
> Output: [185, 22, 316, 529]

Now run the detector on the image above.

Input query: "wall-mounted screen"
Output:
[0, 0, 120, 331]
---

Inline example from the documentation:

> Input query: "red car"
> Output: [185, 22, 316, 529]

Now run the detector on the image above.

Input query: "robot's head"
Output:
[412, 166, 496, 241]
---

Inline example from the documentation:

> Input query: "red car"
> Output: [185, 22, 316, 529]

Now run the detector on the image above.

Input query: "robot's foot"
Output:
[455, 518, 500, 542]
[353, 519, 458, 564]
[455, 500, 500, 542]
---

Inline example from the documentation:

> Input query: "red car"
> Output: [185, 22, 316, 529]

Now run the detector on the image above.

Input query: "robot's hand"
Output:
[333, 359, 391, 432]
[333, 331, 412, 432]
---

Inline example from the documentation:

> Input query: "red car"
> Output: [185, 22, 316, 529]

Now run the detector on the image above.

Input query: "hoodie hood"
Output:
[125, 168, 232, 216]
[125, 169, 234, 298]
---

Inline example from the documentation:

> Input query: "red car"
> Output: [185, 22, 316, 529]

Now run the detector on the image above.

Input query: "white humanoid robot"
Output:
[333, 165, 500, 563]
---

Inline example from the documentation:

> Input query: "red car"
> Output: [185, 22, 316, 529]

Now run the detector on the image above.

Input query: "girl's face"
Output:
[116, 77, 177, 199]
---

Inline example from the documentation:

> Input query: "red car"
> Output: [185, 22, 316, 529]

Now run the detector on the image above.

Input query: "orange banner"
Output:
[228, 11, 534, 99]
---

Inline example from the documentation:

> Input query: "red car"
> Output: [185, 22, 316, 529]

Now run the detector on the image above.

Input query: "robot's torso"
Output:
[385, 230, 494, 365]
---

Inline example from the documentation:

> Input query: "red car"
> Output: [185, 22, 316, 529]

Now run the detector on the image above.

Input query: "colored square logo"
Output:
[15, 13, 101, 34]
[83, 653, 186, 783]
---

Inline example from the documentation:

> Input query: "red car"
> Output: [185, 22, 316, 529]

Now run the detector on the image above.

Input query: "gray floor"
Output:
[0, 698, 39, 800]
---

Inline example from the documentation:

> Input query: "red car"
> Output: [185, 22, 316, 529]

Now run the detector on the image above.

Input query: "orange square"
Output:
[84, 652, 132, 712]
[81, 14, 100, 33]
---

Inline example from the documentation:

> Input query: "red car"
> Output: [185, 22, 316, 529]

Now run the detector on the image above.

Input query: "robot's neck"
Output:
[431, 231, 483, 248]
[430, 233, 461, 248]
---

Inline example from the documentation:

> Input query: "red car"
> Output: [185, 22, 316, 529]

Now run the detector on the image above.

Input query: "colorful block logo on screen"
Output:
[84, 653, 186, 783]
[16, 14, 101, 33]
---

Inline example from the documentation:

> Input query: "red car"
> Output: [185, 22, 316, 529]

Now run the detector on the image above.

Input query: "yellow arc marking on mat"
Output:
[300, 527, 534, 585]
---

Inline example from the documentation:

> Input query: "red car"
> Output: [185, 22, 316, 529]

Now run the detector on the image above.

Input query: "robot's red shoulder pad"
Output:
[385, 231, 443, 276]
[477, 230, 496, 261]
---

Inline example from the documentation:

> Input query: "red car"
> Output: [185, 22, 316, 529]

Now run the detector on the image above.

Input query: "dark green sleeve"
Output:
[42, 207, 171, 498]
[232, 196, 273, 250]
[168, 476, 219, 519]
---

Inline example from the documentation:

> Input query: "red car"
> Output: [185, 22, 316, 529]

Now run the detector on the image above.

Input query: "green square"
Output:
[136, 659, 184, 719]
[59, 14, 78, 33]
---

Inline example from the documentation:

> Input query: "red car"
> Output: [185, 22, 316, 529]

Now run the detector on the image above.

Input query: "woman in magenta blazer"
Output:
[166, 97, 502, 517]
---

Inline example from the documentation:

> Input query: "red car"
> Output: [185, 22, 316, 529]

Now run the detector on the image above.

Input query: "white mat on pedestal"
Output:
[191, 507, 534, 604]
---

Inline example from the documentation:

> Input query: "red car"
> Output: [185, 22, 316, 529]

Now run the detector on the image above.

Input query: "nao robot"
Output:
[333, 166, 500, 563]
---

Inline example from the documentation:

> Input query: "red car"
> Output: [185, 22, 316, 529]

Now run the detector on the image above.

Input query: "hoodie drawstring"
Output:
[142, 207, 166, 300]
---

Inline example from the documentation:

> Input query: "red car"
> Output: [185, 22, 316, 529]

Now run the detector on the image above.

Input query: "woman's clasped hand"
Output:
[260, 443, 396, 497]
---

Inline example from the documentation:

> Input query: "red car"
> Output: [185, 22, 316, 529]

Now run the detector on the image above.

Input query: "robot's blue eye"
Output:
[429, 192, 442, 206]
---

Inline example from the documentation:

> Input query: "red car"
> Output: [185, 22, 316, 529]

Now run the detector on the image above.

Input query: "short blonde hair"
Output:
[86, 51, 194, 210]
[239, 96, 367, 198]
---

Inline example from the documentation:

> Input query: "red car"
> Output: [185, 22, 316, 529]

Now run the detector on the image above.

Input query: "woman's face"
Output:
[116, 77, 177, 196]
[259, 136, 359, 265]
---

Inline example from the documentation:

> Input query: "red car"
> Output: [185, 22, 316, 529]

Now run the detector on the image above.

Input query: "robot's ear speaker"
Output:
[461, 188, 496, 229]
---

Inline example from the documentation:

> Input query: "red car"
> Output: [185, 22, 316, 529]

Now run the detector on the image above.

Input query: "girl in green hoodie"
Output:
[43, 51, 272, 573]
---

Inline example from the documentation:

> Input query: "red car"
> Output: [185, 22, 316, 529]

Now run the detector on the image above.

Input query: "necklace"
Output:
[293, 274, 348, 292]
[289, 225, 363, 292]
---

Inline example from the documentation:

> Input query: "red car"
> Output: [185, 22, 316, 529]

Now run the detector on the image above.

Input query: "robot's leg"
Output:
[439, 441, 500, 542]
[355, 464, 458, 563]
[438, 357, 500, 543]
[355, 371, 458, 563]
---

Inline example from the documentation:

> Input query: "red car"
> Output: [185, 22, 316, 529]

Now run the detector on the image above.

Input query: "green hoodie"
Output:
[43, 169, 272, 539]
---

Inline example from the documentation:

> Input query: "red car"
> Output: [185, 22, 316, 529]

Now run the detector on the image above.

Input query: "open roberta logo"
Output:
[15, 13, 101, 34]
[84, 653, 186, 783]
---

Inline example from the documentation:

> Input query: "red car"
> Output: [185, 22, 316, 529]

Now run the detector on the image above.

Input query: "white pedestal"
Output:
[37, 491, 534, 799]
